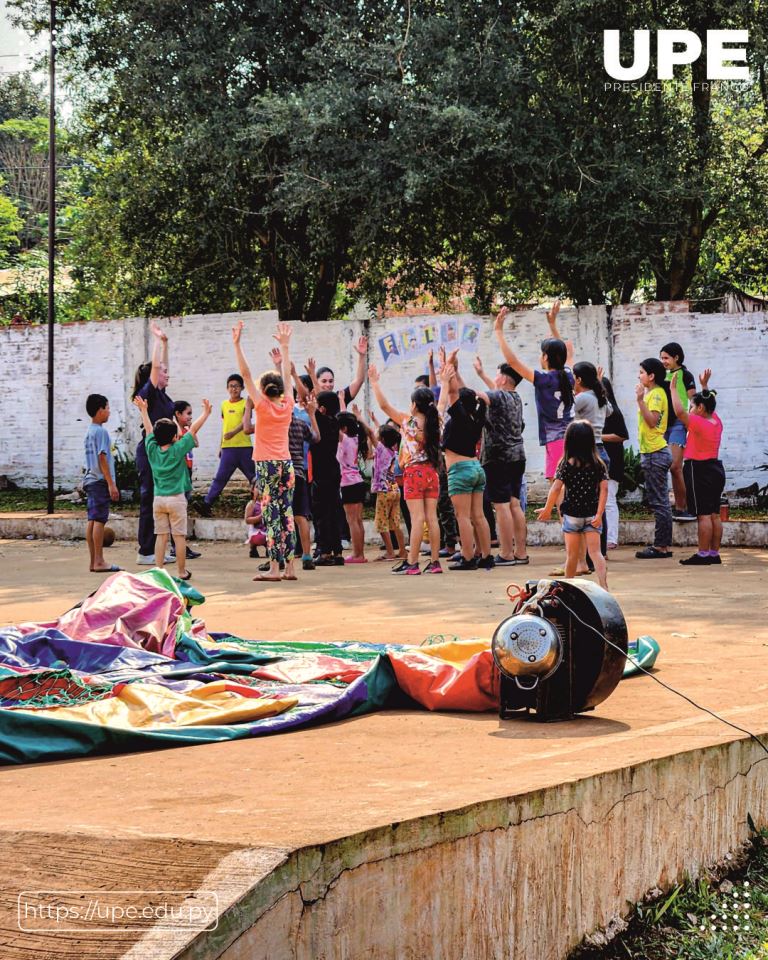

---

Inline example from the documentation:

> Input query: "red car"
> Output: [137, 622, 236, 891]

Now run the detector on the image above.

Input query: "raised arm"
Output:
[473, 355, 496, 390]
[546, 299, 574, 366]
[232, 320, 260, 401]
[304, 394, 321, 444]
[190, 399, 212, 437]
[427, 349, 437, 388]
[149, 322, 169, 387]
[346, 336, 368, 401]
[304, 356, 320, 394]
[437, 362, 458, 416]
[132, 395, 153, 436]
[242, 396, 255, 436]
[272, 323, 293, 391]
[368, 364, 407, 425]
[699, 368, 712, 391]
[494, 307, 535, 383]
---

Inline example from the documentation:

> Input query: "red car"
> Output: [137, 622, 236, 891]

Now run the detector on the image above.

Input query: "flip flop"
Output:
[253, 574, 282, 582]
[281, 574, 298, 581]
[91, 564, 122, 573]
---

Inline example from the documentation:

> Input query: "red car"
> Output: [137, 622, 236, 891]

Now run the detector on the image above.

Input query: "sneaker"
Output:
[679, 553, 712, 565]
[423, 560, 443, 574]
[438, 547, 452, 558]
[192, 499, 213, 518]
[673, 509, 697, 522]
[164, 553, 175, 563]
[635, 546, 673, 559]
[494, 555, 517, 566]
[302, 557, 316, 571]
[477, 555, 495, 571]
[449, 557, 477, 571]
[314, 555, 336, 566]
[136, 553, 155, 565]
[390, 559, 409, 573]
[420, 547, 432, 556]
[258, 560, 285, 572]
[449, 551, 463, 564]
[332, 555, 346, 566]
[708, 553, 722, 564]
[185, 547, 202, 560]
[392, 562, 420, 575]
[513, 556, 530, 565]
[249, 546, 261, 559]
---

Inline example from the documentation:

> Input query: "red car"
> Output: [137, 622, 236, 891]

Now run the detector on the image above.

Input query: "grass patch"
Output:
[569, 831, 768, 960]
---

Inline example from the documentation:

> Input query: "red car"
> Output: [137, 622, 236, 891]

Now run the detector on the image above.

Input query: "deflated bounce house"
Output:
[0, 571, 657, 765]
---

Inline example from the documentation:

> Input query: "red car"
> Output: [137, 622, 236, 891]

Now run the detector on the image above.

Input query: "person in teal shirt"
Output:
[133, 395, 212, 580]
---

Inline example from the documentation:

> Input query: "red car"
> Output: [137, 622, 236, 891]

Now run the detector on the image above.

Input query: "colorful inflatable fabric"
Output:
[0, 570, 656, 765]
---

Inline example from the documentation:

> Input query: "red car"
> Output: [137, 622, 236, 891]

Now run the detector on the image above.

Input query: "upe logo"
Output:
[604, 30, 749, 81]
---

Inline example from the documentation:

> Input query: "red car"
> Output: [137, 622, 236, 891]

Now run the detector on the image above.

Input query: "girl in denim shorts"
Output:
[536, 420, 609, 589]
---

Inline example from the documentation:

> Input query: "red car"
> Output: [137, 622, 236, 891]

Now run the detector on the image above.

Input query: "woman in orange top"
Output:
[232, 320, 297, 582]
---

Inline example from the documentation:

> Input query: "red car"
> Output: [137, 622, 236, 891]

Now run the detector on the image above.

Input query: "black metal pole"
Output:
[46, 0, 56, 514]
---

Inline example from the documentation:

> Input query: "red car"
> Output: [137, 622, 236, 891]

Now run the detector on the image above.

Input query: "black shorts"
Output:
[483, 460, 525, 503]
[293, 474, 311, 518]
[683, 458, 725, 516]
[341, 481, 367, 505]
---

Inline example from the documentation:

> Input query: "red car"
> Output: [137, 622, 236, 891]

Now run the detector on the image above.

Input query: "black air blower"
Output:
[491, 579, 628, 722]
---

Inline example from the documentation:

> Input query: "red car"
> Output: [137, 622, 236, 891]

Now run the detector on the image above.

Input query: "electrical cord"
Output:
[554, 596, 768, 758]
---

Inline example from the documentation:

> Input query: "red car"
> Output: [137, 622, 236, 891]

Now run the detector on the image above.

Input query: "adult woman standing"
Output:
[132, 323, 178, 564]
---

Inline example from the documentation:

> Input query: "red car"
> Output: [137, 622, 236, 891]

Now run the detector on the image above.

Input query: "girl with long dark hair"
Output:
[600, 376, 628, 550]
[536, 420, 609, 589]
[437, 363, 493, 571]
[336, 411, 371, 564]
[659, 341, 697, 520]
[369, 365, 443, 575]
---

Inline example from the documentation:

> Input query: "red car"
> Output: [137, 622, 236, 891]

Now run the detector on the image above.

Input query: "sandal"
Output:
[91, 564, 122, 573]
[253, 574, 282, 582]
[281, 574, 298, 581]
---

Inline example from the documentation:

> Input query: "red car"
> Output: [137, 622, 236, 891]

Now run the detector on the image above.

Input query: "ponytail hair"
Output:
[458, 386, 487, 428]
[132, 362, 152, 399]
[337, 411, 369, 460]
[411, 386, 440, 468]
[573, 361, 607, 407]
[541, 337, 573, 409]
[640, 357, 671, 409]
[260, 370, 284, 399]
[692, 390, 717, 414]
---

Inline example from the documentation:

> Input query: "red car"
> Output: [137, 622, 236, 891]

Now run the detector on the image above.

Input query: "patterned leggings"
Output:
[254, 460, 296, 563]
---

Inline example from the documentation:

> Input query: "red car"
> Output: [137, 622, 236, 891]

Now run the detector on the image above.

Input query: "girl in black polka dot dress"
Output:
[536, 420, 609, 589]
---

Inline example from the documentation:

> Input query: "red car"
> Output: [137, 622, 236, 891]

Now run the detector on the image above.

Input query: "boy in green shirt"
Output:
[133, 395, 212, 579]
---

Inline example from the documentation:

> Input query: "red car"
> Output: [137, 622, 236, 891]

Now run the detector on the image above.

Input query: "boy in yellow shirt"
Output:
[197, 374, 255, 516]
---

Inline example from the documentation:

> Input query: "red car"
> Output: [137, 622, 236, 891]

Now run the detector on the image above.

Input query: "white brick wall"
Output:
[0, 305, 764, 490]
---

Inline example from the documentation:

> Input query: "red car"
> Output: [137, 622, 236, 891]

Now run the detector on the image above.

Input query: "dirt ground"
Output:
[1, 538, 767, 958]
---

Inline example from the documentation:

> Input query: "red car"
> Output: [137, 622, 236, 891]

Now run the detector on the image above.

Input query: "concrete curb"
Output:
[1, 514, 767, 547]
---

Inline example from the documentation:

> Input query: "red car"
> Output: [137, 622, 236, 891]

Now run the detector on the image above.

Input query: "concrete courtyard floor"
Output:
[1, 538, 768, 958]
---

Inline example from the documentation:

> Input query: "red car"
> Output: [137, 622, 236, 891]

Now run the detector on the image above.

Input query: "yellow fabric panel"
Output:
[16, 680, 297, 729]
[419, 638, 491, 665]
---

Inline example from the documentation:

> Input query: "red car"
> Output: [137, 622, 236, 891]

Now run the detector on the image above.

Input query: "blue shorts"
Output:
[562, 514, 603, 535]
[85, 480, 110, 524]
[665, 421, 687, 447]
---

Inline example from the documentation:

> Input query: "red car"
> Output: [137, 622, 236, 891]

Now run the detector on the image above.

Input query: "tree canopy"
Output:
[8, 0, 768, 319]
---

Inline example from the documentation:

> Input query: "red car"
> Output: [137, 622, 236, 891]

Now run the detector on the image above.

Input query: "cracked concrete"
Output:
[1, 540, 767, 959]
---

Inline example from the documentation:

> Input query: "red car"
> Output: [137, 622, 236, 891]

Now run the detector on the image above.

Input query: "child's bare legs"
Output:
[510, 497, 528, 559]
[584, 530, 608, 589]
[470, 491, 491, 557]
[563, 532, 581, 579]
[697, 514, 722, 552]
[87, 520, 107, 571]
[670, 443, 687, 510]
[451, 493, 474, 560]
[394, 525, 407, 558]
[344, 503, 365, 558]
[155, 533, 168, 568]
[406, 500, 424, 564]
[174, 534, 188, 577]
[295, 514, 311, 557]
[380, 530, 396, 559]
[424, 498, 440, 561]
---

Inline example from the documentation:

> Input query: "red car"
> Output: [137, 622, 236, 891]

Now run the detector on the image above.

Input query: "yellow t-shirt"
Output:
[638, 386, 668, 453]
[220, 398, 252, 448]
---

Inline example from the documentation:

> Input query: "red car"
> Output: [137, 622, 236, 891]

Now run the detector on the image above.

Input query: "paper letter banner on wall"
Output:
[378, 318, 484, 367]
